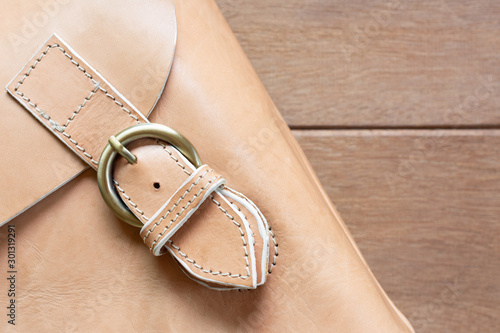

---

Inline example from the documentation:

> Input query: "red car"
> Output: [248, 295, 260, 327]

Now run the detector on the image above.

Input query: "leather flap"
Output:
[0, 0, 176, 225]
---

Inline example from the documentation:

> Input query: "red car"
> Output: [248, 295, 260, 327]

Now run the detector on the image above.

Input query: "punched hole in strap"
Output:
[140, 165, 226, 255]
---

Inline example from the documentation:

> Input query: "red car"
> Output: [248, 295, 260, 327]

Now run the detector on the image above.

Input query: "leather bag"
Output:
[0, 0, 414, 331]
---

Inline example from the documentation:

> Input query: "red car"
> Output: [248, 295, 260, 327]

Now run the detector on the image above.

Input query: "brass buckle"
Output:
[97, 123, 202, 227]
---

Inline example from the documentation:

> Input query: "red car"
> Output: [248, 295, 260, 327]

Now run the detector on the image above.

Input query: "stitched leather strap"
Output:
[6, 34, 272, 290]
[140, 165, 225, 255]
[112, 139, 271, 288]
[6, 34, 148, 169]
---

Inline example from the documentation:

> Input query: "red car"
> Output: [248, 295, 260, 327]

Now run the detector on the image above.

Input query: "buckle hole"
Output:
[153, 182, 160, 190]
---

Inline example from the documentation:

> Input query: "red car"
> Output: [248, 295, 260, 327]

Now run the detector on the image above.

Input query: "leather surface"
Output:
[6, 34, 149, 169]
[0, 0, 176, 224]
[0, 0, 414, 331]
[6, 34, 272, 289]
[114, 144, 271, 288]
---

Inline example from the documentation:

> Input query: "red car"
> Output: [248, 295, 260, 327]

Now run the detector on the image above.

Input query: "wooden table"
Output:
[218, 1, 500, 331]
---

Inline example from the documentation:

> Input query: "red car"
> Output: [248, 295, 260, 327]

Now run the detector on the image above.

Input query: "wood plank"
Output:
[218, 0, 500, 128]
[293, 129, 500, 332]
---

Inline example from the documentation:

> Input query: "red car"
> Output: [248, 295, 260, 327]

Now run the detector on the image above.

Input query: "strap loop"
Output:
[140, 165, 225, 255]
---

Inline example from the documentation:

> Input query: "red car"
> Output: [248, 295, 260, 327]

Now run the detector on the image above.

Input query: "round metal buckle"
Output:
[97, 123, 202, 227]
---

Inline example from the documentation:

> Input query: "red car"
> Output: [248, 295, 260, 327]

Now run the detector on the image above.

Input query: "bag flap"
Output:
[0, 0, 176, 225]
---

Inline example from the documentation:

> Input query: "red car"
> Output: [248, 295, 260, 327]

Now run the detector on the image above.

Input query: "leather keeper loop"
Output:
[6, 33, 271, 290]
[140, 165, 225, 255]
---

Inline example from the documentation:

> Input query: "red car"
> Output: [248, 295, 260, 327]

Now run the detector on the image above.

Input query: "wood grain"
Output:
[294, 130, 500, 332]
[218, 0, 500, 128]
[218, 1, 499, 330]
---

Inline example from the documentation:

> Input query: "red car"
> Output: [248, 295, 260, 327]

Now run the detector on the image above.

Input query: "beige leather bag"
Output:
[1, 0, 414, 331]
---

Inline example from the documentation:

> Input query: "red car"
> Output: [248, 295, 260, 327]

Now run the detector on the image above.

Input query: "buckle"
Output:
[97, 123, 202, 227]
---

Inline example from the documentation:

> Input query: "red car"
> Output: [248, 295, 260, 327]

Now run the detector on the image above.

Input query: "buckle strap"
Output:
[140, 165, 225, 255]
[6, 34, 148, 170]
[112, 139, 271, 289]
[6, 34, 273, 290]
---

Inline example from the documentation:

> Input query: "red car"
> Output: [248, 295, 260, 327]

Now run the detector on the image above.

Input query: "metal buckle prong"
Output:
[108, 135, 137, 164]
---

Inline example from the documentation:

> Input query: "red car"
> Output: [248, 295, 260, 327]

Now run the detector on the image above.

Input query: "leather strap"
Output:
[112, 139, 271, 288]
[6, 34, 272, 289]
[6, 34, 147, 169]
[0, 0, 177, 227]
[140, 165, 225, 255]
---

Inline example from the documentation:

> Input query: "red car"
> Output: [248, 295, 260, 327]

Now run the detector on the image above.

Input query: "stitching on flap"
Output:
[13, 43, 141, 165]
[13, 39, 257, 281]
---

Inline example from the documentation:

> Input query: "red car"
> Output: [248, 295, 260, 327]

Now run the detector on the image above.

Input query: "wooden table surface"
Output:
[218, 1, 500, 331]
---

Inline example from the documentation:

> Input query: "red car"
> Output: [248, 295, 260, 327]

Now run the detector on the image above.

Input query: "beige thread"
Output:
[168, 241, 249, 279]
[121, 147, 251, 279]
[156, 140, 192, 176]
[144, 168, 213, 241]
[230, 201, 256, 246]
[208, 196, 251, 278]
[228, 192, 277, 274]
[13, 43, 141, 165]
[148, 174, 223, 251]
[128, 143, 252, 279]
[114, 180, 149, 222]
[63, 84, 99, 128]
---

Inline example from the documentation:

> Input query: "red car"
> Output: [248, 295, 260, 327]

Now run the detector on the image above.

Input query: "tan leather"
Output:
[0, 0, 414, 331]
[6, 34, 272, 289]
[0, 0, 176, 223]
[6, 34, 148, 168]
[113, 142, 271, 288]
[137, 165, 224, 252]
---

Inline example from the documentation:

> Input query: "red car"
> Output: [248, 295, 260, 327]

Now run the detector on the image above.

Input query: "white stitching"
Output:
[168, 238, 250, 279]
[117, 150, 252, 279]
[148, 173, 223, 250]
[141, 145, 252, 279]
[118, 141, 251, 279]
[156, 140, 192, 176]
[63, 84, 99, 128]
[144, 168, 214, 241]
[230, 202, 255, 246]
[13, 43, 141, 165]
[224, 187, 277, 274]
[205, 195, 251, 278]
[114, 180, 149, 222]
[13, 40, 264, 281]
[60, 131, 98, 165]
